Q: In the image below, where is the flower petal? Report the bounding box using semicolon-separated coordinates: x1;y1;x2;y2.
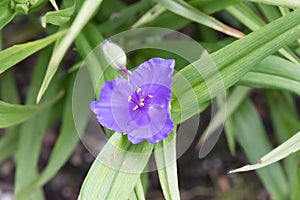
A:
130;58;174;90
129;106;151;127
126;105;174;144
127;134;146;144
90;78;132;132
140;83;172;107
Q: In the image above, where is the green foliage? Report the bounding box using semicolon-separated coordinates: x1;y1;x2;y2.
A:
1;0;300;199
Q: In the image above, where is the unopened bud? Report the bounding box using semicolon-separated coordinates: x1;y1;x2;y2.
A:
102;40;127;70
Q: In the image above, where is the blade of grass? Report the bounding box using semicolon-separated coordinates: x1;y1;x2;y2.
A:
129;179;146;200
266;90;300;200
197;86;250;157
0;0;16;30
49;0;59;10
226;3;300;64
171;9;300;123
226;99;288;199
15;49;61;200
229;131;300;173
239;72;300;95
155;0;244;38
41;1;75;28
0;69;20;162
37;0;104;103
251;56;300;82
257;3;281;21
99;1;151;35
245;0;300;8
0;30;67;74
239;56;300;93
141;0;242;31
0;92;62;128
154;130;180;200
78;133;153;200
132;4;166;28
16;73;90;200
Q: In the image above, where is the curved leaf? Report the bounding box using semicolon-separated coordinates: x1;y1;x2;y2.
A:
229;131;300;173
78;133;153;200
155;0;244;38
154;130;180;200
0;30;67;74
0;0;15;30
37;0;104;103
226;99;288;199
245;0;300;8
171;9;300;123
0;91;63;128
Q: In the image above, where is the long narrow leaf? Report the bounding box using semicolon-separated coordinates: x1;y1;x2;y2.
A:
0;69;19;162
240;72;300;95
37;0;104;103
0;0;15;30
0;92;62;128
171;9;300;123
78;133;153;200
226;3;300;63
245;0;300;8
229;131;300;173
155;0;244;38
154;130;180;200
197;86;250;157
0;30;67;74
226;99;288;199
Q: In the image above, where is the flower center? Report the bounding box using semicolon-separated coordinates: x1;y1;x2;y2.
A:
128;87;153;111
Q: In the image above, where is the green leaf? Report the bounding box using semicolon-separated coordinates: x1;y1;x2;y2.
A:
251;56;300;82
229;131;300;173
37;0;104;103
0;126;19;163
292;167;300;200
245;0;300;8
41;3;75;28
0;0;16;30
0;92;62;128
171;9;300;123
240;72;300;95
266;91;300;200
226;3;300;64
0;69;20;162
78;133;153;200
154;130;180;200
49;0;59;10
35;74;89;188
132;4;166;28
129;179;146;200
99;1;151;35
257;3;281;22
239;56;300;94
197;86;250;157
16;73;90;200
226;99;288;199
0;30;67;74
155;0;244;38
15;48;61;200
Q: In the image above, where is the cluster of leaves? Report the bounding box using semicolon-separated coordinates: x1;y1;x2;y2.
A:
1;0;300;199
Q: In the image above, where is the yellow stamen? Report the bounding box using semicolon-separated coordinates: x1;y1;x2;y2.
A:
148;94;153;98
140;98;145;102
139;101;145;107
133;105;139;110
128;96;132;102
136;88;142;93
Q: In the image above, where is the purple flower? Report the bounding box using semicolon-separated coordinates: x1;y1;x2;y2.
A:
90;58;175;144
